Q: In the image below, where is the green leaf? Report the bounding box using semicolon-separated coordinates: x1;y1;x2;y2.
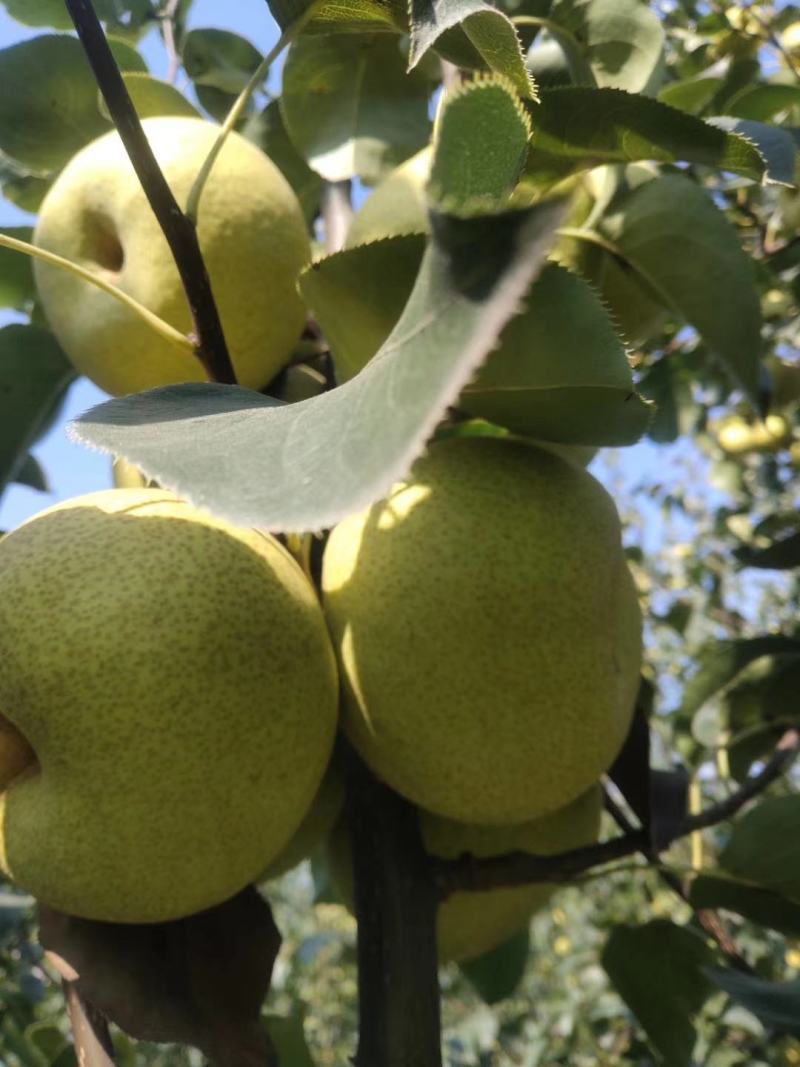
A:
182;29;263;95
72;202;565;532
460;928;530;1005
0;227;35;310
725;83;800;123
680;636;800;718
265;1011;316;1067
690;874;800;939
602;921;716;1066
13;454;49;493
300;234;424;381
735;530;800;570
273;0;408;35
598;174;762;401
719;795;800;898
428;76;531;214
409;0;534;97
0;35;111;174
281;34;431;184
707;970;800;1037
707;116;796;186
658;76;724;116
459;263;651;444
2;0;153;35
547;0;665;92
242;102;322;224
98;72;201;121
302;239;649;443
524;88;766;187
0;325;75;494
106;36;148;74
0;151;51;212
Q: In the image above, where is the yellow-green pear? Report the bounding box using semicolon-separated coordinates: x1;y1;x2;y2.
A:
0;489;338;923
322;438;641;825
33;117;310;396
327;785;603;962
713;414;794;455
262;758;345;880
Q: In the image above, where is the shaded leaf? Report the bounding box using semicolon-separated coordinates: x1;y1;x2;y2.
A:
242;101;322;223
13;454;48;493
303;240;650;445
707;969;800;1037
98;72;201;121
735;530;800;570
719;795;800;898
265;1011;316;1067
0;226;35;310
602;920;716;1066
73;203;564;532
0;152;51;213
182;29;263;95
0;325;75;494
524;88;766;187
680;636;800;719
39;888;281;1064
691;874;800;939
409;0;534;97
658;76;723;116
279;0;408;35
428;76;531;214
607;698;652;834
281;34;431;184
548;0;665;92
725;83;800;123
460;928;530;1005
707;116;796;186
599;174;761;401
0;35;110;174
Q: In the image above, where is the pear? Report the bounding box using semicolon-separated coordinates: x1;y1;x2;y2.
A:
33;117;310;395
323;437;641;825
0;489;338;923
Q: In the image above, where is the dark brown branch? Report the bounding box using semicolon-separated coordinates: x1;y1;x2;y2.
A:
435;729;800;897
65;0;237;386
347;754;442;1067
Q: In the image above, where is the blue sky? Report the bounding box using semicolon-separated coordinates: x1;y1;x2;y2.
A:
0;1;278;531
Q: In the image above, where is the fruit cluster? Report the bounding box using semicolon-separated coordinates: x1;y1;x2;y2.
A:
0;119;642;964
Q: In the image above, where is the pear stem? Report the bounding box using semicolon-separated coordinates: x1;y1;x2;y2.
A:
0;233;194;354
64;0;238;387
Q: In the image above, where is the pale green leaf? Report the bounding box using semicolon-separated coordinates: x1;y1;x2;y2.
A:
658;76;723;115
281;34;431;184
708;116;796;186
72;203;564;532
599;174;762;400
242;101;322;223
182;28;263;95
429;77;531;214
409;0;534;97
719;796;800;898
548;0;665;92
98;73;201;121
524;88;766;187
725;83;800;123
0;35;113;174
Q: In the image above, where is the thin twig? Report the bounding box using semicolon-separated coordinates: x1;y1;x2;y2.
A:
322;182;353;255
64;0;237;386
435;729;800;897
63;979;117;1067
158;0;183;84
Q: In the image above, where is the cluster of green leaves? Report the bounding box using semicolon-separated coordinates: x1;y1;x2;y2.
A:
1;0;800;1063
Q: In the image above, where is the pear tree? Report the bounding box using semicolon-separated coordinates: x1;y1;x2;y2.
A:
0;1;799;1066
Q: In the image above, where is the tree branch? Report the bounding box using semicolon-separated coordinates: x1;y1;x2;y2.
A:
64;0;237;387
434;729;800;897
60;975;117;1066
347;753;442;1067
